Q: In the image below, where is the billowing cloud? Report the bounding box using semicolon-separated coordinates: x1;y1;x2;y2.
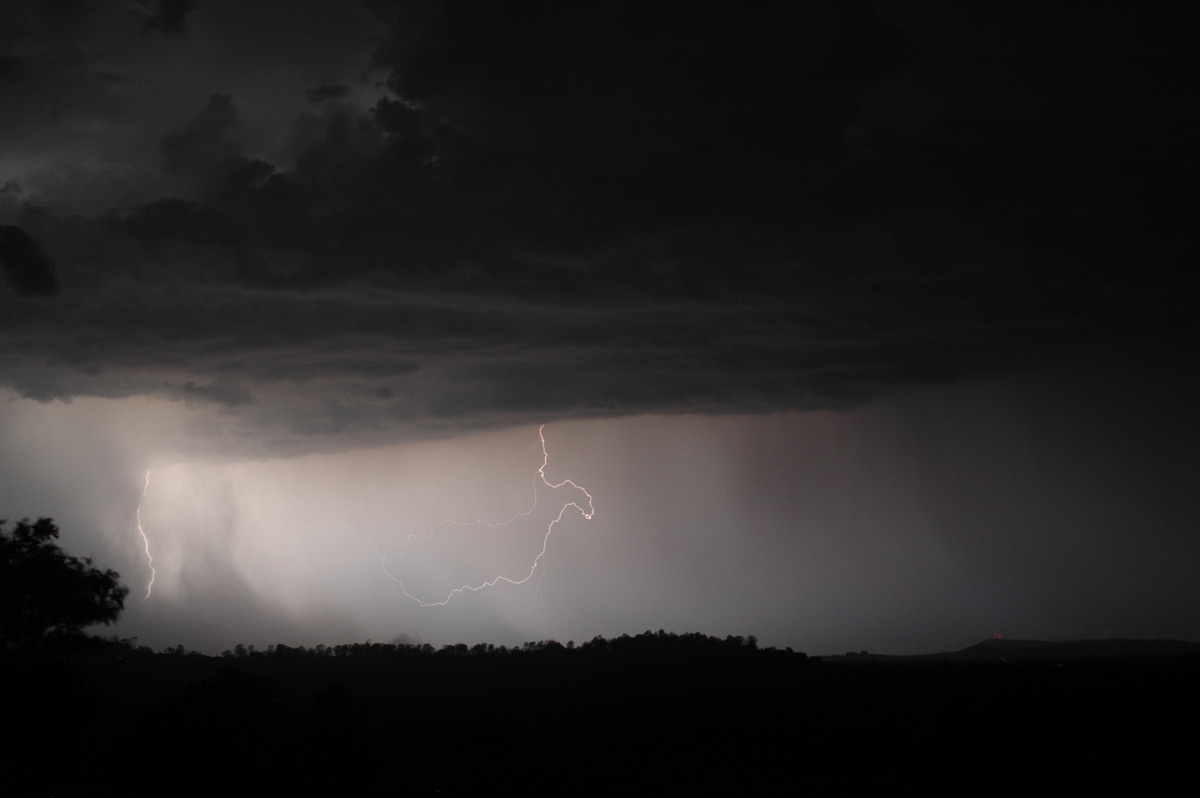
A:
0;1;1195;461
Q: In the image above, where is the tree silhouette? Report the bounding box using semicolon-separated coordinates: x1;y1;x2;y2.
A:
0;517;129;650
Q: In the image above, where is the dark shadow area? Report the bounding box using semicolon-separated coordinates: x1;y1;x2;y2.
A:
3;631;1198;796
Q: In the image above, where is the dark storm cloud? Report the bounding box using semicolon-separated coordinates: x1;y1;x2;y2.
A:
159;94;242;181
0;54;20;80
0;225;58;296
133;0;197;36
307;84;350;104
370;1;907;233
0;2;1196;455
0;3;131;139
161;380;255;408
381;2;1191;281
361;0;1195;334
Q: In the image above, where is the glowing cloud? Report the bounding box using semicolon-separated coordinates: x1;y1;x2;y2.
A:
331;425;594;607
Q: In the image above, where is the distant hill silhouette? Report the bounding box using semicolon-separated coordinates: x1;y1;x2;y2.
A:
824;637;1200;663
952;637;1200;660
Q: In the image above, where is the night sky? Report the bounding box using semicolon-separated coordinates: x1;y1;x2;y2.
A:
2;1;1197;655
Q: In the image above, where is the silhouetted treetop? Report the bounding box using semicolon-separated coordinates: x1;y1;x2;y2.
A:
0;517;129;650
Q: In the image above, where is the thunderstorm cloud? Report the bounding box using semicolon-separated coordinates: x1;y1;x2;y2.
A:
1;2;1193;459
1;1;1198;656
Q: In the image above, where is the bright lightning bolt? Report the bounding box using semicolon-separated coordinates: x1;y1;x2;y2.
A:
343;424;595;607
135;470;156;602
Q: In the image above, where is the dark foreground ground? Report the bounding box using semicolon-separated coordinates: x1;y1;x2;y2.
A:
4;633;1197;795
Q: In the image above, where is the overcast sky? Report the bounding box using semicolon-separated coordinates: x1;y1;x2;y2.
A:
2;1;1197;655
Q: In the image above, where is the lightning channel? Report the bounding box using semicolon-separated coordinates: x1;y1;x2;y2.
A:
351;424;595;607
135;470;156;602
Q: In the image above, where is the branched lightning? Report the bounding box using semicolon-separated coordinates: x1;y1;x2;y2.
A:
344;424;595;607
135;470;156;602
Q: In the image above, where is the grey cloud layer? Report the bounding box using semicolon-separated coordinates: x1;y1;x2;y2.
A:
1;1;1195;456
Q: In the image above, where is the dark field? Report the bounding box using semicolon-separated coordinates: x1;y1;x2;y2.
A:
5;634;1197;795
